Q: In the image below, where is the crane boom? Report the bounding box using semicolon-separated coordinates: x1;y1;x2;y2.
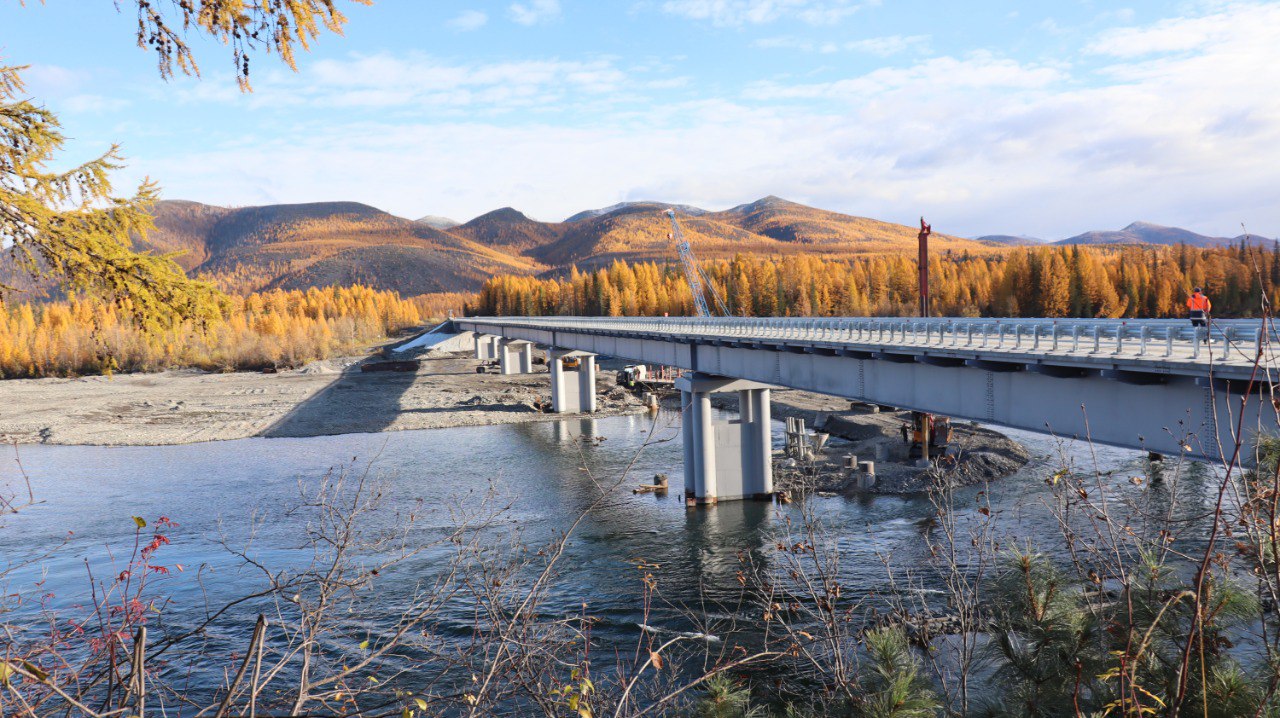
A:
666;209;729;317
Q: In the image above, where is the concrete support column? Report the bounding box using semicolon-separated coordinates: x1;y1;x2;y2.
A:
677;374;775;506
498;340;536;375
682;390;697;497
694;390;716;503
550;354;567;413
749;388;773;496
549;350;596;414
488;336;502;361
474;333;497;360
577;355;597;413
499;340;520;375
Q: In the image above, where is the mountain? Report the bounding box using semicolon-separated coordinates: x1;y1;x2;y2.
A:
975;234;1046;246
134;199;226;270
1054;221;1274;247
450;207;564;252
533;204;765;267
711;196;989;254
139;200;537;294
524;196;1001;270
565;201;710;223
415;215;460;230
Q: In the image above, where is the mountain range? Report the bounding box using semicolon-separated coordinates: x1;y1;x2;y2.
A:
976;221;1274;248
132;197;1276;295
1053;221;1272;247
137;196;991;294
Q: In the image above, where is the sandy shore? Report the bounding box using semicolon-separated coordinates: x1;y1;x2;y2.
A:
0;353;644;446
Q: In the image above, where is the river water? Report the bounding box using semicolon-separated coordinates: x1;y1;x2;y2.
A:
0;409;1214;702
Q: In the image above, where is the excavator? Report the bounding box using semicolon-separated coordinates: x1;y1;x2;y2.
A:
908;412;952;459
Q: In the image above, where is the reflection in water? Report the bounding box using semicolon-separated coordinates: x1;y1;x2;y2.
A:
552;417;599;443
681;501;772;590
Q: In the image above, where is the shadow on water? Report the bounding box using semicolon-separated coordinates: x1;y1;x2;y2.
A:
259;361;420;438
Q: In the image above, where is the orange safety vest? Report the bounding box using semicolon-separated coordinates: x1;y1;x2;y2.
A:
1187;293;1211;312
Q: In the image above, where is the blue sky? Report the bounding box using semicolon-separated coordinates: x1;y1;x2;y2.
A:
3;0;1279;238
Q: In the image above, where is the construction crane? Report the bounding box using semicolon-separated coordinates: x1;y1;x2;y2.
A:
666;209;730;317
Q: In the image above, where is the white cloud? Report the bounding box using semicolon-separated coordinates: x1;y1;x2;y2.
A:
447;10;489;31
746;51;1063;99
755;33;929;56
63;94;131;113
125;1;1280;239
508;0;562;25
660;0;871;26
20;64;89;94
845;34;929;56
1037;17;1065;35
179;53;630;112
1086;2;1279;57
752;35;839;52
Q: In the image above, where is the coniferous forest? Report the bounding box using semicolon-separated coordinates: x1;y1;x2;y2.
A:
472;243;1280;319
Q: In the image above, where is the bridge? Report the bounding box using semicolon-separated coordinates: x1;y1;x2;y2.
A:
453;316;1280;504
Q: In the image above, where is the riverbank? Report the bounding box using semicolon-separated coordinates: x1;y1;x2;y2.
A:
0;353;644;446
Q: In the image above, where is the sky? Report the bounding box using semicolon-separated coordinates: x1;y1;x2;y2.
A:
2;0;1279;239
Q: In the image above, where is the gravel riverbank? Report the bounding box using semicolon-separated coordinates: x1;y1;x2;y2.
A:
0;353;644;446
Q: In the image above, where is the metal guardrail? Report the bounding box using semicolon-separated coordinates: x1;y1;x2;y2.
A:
462;316;1279;363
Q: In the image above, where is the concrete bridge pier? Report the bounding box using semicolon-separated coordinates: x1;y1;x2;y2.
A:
549;350;597;413
677;373;774;506
499;340;535;375
473;333;500;361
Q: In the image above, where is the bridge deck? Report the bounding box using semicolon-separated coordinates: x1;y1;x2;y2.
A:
456;316;1280;462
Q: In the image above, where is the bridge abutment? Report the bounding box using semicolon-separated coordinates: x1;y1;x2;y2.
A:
677;373;774;505
549;350;597;413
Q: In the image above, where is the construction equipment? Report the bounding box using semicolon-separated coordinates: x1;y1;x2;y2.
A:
909;413;951;458
617;364;649;388
914;217;947;463
917;217;931;318
666;209;729;317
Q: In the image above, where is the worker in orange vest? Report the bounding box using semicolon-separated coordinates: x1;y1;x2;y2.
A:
1187;287;1212;342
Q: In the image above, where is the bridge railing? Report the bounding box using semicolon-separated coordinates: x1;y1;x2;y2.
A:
463;316;1279;362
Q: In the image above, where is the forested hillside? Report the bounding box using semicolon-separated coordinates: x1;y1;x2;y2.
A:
135;197;998;293
136;200;538;295
473;243;1280;319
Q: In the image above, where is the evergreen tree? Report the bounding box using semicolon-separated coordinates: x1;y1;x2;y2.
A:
0;65;223;330
3;1;363;324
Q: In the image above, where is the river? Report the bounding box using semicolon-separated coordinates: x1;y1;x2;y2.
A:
0;409;1214;706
